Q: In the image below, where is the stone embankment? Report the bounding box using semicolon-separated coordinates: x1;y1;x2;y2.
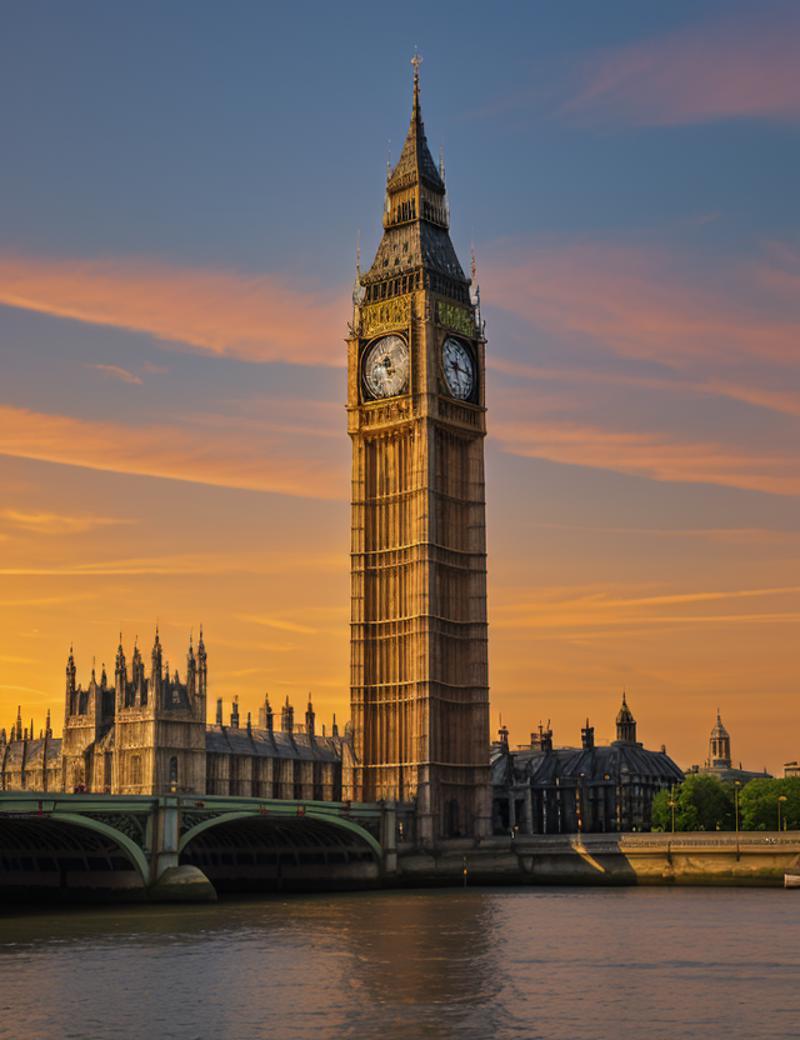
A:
396;833;800;887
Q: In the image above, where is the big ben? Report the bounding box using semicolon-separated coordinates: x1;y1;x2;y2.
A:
346;57;490;843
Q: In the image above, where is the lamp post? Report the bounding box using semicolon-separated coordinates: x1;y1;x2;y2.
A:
734;780;741;834
778;794;788;833
668;785;677;834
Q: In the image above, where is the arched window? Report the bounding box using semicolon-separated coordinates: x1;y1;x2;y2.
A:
131;755;142;788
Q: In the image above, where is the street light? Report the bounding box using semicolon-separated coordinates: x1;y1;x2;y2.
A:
734;780;741;834
778;794;788;832
668;785;677;834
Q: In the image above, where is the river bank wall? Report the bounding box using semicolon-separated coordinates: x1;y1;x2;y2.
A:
397;833;800;887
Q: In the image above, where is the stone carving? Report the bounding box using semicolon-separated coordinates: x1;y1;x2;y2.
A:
362;297;411;337
436;300;475;339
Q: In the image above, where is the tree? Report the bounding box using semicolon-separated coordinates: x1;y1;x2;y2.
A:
739;777;800;831
651;775;733;831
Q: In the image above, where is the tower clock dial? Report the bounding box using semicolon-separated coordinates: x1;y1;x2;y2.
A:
442;337;475;400
363;335;409;399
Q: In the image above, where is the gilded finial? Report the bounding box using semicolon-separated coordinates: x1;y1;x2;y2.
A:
411;49;423;83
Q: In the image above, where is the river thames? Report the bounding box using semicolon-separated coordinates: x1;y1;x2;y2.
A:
1;887;798;1040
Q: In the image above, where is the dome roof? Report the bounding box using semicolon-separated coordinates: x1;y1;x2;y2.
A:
616;691;635;725
710;709;729;739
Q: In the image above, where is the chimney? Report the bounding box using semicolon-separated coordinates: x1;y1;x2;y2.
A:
215;698;223;725
581;718;594;750
230;696;240;729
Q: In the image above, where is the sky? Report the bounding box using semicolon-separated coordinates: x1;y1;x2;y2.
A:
1;0;798;773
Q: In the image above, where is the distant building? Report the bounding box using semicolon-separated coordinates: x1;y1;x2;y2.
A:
685;710;770;784
491;694;683;834
784;762;800;779
0;631;345;800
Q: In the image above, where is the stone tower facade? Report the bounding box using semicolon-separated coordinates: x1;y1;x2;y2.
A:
345;60;490;842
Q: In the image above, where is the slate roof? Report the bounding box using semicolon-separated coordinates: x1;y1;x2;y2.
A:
205;725;342;763
492;742;684;787
386;77;445;194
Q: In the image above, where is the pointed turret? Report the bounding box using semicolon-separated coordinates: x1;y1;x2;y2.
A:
65;644;77;712
115;634;127;682
45;708;52;738
615;692;637;744
281;695;294;735
581;717;595;751
197;624;207;700
385;54;445;197
230;695;240;729
260;693;274;733
186;632;197;696
15;705;22;742
305;696;316;739
360;54;469;308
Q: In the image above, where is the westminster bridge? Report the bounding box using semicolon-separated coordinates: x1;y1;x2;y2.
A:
1;792;799;900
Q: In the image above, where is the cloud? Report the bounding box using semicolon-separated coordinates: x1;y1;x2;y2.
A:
0;508;134;535
489;356;800;420
86;363;143;385
0;254;346;366
483;241;800;368
493;417;800;496
0;550;347;578
236;613;318;635
493;583;800;631
0;404;346;499
564;14;800;126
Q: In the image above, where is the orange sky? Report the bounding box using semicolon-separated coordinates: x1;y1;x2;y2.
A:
1;4;799;775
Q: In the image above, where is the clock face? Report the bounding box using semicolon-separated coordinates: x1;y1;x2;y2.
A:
442;337;475;400
363;335;409;399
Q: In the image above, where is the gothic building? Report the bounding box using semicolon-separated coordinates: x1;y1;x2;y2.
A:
344;56;490;841
491;694;684;834
0;632;344;799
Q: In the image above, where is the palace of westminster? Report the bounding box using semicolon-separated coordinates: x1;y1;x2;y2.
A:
0;64;770;838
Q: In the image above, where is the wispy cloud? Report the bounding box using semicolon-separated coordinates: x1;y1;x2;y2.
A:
494;583;800;631
0;255;346;367
0;550;347;578
484;240;800;368
563;14;800;126
237;613;318;635
489;356;800;420
86;363;143;385
0;508;134;535
0;405;346;499
493;417;800;497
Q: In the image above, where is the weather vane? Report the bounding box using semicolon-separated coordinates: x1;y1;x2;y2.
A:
411;49;423;79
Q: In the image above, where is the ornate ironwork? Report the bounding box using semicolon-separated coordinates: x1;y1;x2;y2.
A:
84;812;148;850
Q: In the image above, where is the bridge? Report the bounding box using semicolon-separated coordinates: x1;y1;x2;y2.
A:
0;792;398;901
3;792;799;900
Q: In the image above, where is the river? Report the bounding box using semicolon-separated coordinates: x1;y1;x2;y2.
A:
1;887;798;1040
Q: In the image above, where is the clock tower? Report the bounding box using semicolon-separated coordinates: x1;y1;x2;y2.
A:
346;58;490;842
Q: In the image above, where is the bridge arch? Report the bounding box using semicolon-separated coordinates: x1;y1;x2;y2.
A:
178;809;383;861
179;808;383;893
0;813;149;895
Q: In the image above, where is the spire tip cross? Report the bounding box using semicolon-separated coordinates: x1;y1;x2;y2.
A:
411;50;423;79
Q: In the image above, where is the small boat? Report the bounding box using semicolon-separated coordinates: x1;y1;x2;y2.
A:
785;873;800;888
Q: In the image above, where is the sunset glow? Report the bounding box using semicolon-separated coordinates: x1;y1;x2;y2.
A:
1;1;798;776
